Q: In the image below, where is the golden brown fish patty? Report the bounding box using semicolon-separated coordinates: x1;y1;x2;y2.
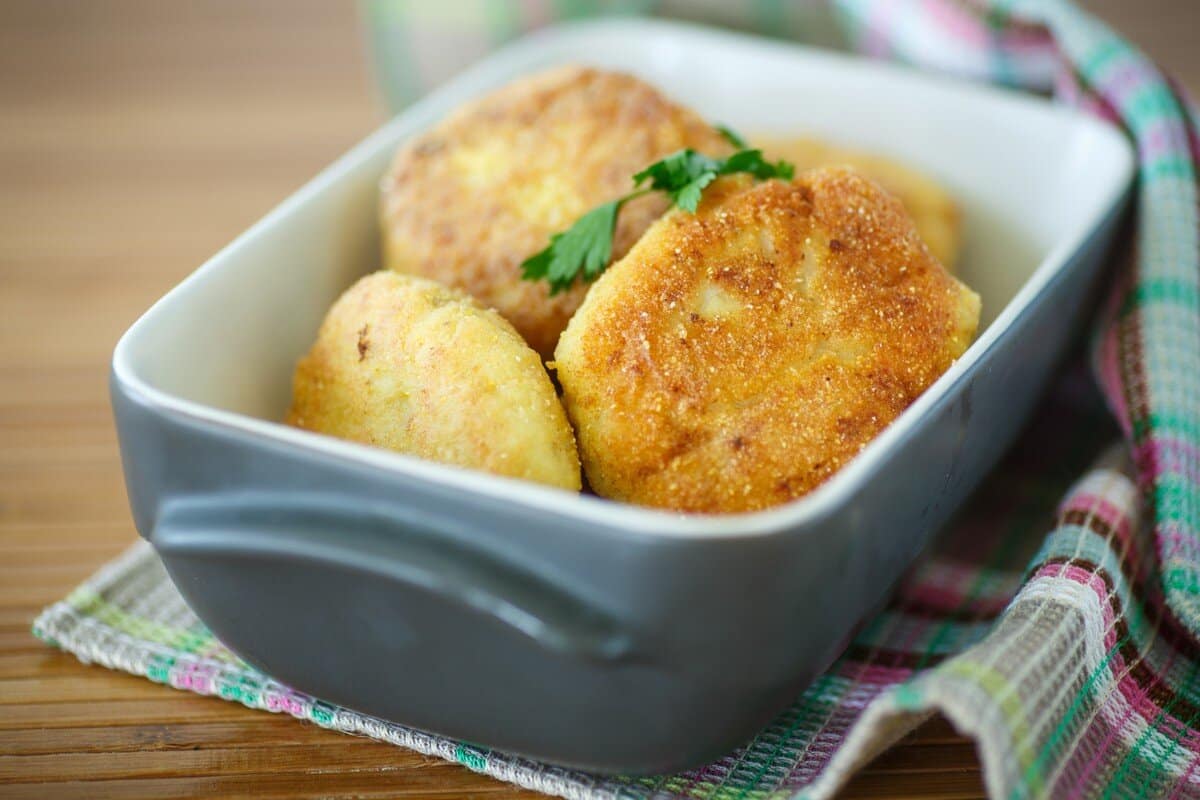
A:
757;136;963;270
287;272;581;491
380;65;731;358
555;168;980;513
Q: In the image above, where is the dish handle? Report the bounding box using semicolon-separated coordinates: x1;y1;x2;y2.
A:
150;492;635;663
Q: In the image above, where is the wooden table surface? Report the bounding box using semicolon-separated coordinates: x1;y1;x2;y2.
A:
1;2;1195;798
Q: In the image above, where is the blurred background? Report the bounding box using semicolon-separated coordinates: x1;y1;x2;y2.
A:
0;1;1195;797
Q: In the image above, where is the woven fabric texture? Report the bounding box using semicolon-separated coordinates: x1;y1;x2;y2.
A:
36;1;1200;798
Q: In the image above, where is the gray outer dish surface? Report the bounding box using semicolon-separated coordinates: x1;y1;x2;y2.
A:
109;22;1135;776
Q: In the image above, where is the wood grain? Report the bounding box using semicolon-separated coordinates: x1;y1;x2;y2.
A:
0;1;1192;798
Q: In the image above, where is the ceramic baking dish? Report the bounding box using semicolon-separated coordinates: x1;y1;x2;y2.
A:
110;20;1133;775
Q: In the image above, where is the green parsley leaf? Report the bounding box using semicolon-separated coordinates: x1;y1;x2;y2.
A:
720;148;795;181
634;149;726;212
520;199;624;295
634;147;793;210
716;124;747;149
633;150;720;193
521;140;796;294
673;171;718;213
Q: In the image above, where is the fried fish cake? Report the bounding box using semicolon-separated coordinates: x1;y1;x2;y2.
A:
756;136;963;270
286;272;581;491
555;168;980;514
381;65;732;358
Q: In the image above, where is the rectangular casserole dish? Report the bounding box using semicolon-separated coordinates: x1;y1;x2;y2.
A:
110;20;1134;775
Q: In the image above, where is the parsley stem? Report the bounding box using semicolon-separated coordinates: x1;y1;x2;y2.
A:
521;137;793;294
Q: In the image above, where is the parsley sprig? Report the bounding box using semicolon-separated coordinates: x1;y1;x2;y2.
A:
520;128;793;295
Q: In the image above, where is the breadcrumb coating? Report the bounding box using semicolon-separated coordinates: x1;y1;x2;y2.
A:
287;272;581;491
757;136;963;270
555;168;980;513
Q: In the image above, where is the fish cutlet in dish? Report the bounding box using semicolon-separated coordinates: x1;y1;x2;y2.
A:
554;167;980;513
380;65;732;358
287;271;581;491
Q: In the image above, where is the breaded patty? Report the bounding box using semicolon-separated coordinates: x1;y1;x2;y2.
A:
555;168;980;514
757;136;963;270
381;65;732;358
286;272;581;491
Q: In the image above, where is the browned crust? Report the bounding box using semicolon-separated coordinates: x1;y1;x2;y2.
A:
380;65;732;357
554;168;981;514
756;136;963;271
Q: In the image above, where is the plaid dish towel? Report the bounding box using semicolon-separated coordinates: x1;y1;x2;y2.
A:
35;1;1200;798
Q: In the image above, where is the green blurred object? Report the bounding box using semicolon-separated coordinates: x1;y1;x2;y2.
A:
360;0;842;113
